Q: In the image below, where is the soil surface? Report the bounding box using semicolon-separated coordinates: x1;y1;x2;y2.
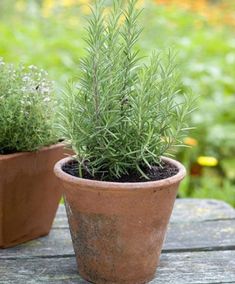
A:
62;160;179;183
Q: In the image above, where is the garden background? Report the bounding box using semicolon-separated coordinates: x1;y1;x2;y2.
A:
0;0;234;206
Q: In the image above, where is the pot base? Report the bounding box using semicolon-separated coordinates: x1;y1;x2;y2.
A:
0;231;49;249
79;270;155;284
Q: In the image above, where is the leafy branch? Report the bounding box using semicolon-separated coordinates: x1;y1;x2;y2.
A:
60;0;195;180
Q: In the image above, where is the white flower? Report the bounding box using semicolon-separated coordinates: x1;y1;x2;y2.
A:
28;65;37;70
22;76;30;82
37;85;50;94
43;97;50;103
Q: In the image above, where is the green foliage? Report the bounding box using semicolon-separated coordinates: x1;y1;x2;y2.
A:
0;58;56;154
188;176;235;207
60;0;194;180
139;2;235;205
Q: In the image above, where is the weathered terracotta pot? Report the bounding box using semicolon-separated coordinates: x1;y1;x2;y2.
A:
0;143;66;248
54;157;186;284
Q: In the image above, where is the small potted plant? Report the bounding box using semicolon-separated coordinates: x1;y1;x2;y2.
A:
0;59;65;248
54;1;194;283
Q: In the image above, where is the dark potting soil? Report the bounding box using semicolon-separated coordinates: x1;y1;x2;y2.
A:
0;147;17;155
62;160;179;183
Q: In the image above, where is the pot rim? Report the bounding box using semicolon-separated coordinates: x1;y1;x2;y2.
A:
54;156;186;191
0;142;66;160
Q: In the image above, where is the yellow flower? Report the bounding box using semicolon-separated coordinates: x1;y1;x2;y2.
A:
103;7;111;17
16;0;26;12
81;5;91;15
42;0;55;17
154;0;235;28
184;137;198;146
62;0;80;7
197;156;218;167
136;0;145;9
79;0;90;4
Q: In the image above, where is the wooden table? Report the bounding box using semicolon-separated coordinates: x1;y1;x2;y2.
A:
1;199;235;284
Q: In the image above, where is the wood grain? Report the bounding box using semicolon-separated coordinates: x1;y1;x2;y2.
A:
0;251;235;284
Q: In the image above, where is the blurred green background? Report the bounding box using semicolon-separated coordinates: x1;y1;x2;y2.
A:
1;0;234;206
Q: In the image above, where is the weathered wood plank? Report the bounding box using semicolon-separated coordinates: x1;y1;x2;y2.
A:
165;219;235;252
1;219;234;258
170;198;235;223
0;251;235;284
53;199;235;229
1;200;235;283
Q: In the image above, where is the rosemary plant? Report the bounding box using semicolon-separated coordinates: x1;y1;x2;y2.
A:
0;58;56;154
60;0;195;180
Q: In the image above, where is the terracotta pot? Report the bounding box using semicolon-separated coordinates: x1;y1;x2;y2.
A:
54;157;186;284
0;143;67;248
